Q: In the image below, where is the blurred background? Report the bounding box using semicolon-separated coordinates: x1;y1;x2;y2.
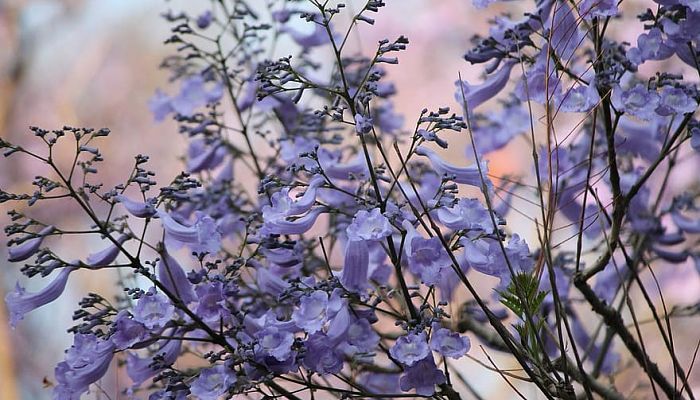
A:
1;0;699;399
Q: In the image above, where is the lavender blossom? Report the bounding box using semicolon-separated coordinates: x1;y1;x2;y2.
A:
414;146;488;188
281;20;330;49
157;250;196;304
454;61;515;111
611;84;660;121
557;80;601;113
54;334;115;399
158;211;222;254
127;336;182;385
262;207;324;235
111;311;149;350
5;0;700;398
195;281;230;323
430;325;471;359
255;325;295;362
580;0;618;19
340;239;371;293
628;28;673;65
189;364;237;400
6;266;75;327
346;208;393;241
148;90;173;122
302;333;344;374
7;225;54;262
171;75;223;117
406;236;451;286
655;86;698;116
436;198;493;232
114;195;157;218
292;290;329;334
389;332;430;366
85;234;128;267
132;288;175;330
399;355;446;396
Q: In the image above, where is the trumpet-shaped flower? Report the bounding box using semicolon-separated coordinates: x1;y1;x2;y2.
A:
6;266;75;327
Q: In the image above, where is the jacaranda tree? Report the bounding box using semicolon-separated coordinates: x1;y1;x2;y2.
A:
2;0;700;398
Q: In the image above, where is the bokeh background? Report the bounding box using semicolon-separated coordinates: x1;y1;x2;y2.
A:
1;0;699;399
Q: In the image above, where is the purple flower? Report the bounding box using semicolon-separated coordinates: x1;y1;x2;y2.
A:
693;128;700;151
326;301;351;341
340;240;370;293
355;113;374;134
189;364;237;400
515;47;561;104
114;195;157;218
346;208;392;241
148;89;173;122
187;139;227;173
570;312;619;374
628;28;673;65
611;84;660;121
292;290;329;334
158;250;196;304
652;244;689;263
436;198;493;232
346;318;379;352
256;266;291;296
281;20;330;50
302;333;344;374
132;288;175;330
593;263;623;304
127;336;182;385
655;86;697;116
6;266;75;328
473;0;499;9
262;207;324;235
158;211;222;254
399;355;446;396
7;225;54;262
86;234;128;267
415;146;488;188
54;333;115;399
255;325;295;361
550;2;582;61
462;235;533;289
374;102;404;134
149;389;188;400
262;244;303;269
111;311;149;350
471;105;529;154
195;281;230;323
454;61;515;111
557;80;601;113
359;373;401;396
262;176;324;222
406;236;451;286
317;149;368;180
389;332;429;366
580;0;618;20
171;75;223;117
280;136;319;169
430;326;470;359
672;209;700;234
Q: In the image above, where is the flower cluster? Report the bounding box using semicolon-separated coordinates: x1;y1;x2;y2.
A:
3;0;700;399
